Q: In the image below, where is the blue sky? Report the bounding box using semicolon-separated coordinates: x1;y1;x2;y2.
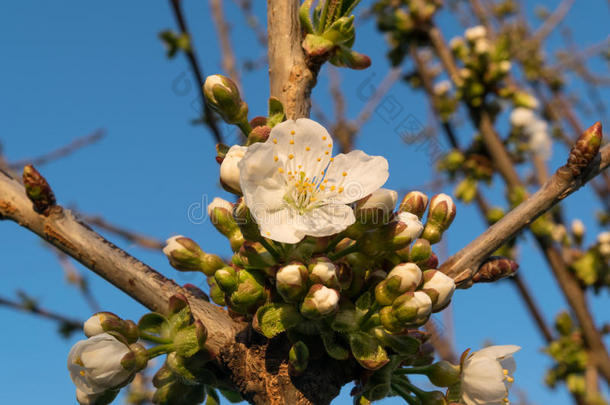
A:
1;1;608;404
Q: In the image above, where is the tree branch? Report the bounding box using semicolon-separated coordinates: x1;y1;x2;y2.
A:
267;0;317;119
0;168;242;356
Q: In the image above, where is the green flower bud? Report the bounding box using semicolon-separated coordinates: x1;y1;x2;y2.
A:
330;47;371;70
229;269;267;314
276;262;309;303
392;212;425;249
410;238;432;263
472;256;519;283
422;194;456;244
214;266;238;293
567;122;602;177
399;191;429;218
392;291;432;325
163;236;225;276
207;198;244;251
288;341;309;376
203;74;248;125
173;320;207;358
233;198;261;241
375;263;422;305
300;284;340;319
379;306;403;332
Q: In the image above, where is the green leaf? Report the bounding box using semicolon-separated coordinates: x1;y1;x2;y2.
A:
299;0;315;34
355;291;372;313
332;308;358;332
138;312;170;338
349;332;390;370
320;330;349;360
255;303;303;338
267;97;285;128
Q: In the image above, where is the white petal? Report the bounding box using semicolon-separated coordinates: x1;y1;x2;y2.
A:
474;345;521;361
324;150;389;203
270;118;333;177
256;207;305;243
295;204;356;237
462;355;507;402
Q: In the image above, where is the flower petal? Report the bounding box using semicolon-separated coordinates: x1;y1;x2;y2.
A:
256;207;306;243
324;150;389;203
270;118;333;177
474;345;521;362
462;355;507;402
295;204;356;237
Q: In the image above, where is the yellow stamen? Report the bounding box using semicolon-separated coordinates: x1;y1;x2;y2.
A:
330;157;334;162
331;186;336;191
506;377;514;383
338;187;344;193
325;151;329;155
320;185;326;190
274;156;278;162
317;157;321;162
322;136;327;140
503;369;509;376
290;139;294;145
272;138;277;144
305;147;310;151
290;130;295;135
288;154;294;159
342;171;347;176
278;168;284;173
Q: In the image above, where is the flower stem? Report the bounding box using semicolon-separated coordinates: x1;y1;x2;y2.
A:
237;120;252;138
393;377;427;400
146;344;174;359
390;381;420;405
139;332;172;345
328;244;358;261
259;238;282;261
325;233;345;253
358;302;380;329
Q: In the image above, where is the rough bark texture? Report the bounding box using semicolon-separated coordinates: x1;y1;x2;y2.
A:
266;0;317;119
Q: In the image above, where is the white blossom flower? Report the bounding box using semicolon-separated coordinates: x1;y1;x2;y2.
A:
461;345;521;405
465;25;487;42
68;333;133;395
220;145;248;194
207;197;233;217
411;291;433;321
311;286;340;315
162;235;186;258
238;118;389;243
387;263;422;292
509;108;535;128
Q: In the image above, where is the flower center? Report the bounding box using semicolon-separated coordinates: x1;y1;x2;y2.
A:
282;171;324;214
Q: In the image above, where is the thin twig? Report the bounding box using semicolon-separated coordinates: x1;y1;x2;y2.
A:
0;294;82;332
9;130;106;170
168;0;223;143
56;251;101;312
83;214;165;251
531;0;575;43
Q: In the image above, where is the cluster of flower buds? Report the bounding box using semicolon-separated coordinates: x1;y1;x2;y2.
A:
568;228;610;289
545;311;590;398
509;107;552;161
300;0;371;69
448;25;513;106
68;312;146;405
438;148;494;204
373;0;443;66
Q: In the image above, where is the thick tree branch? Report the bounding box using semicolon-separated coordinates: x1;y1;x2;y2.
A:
0;168;242;356
267;0;316;119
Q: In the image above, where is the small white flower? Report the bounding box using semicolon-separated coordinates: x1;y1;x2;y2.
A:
310;261;337;284
276;264;305;286
509;108;535;128
387;263;422;292
412;291;433;321
571;219;585;237
433;80;452;96
207;197;234;217
461;345;521;405
238;118;389;243
311;286;340;315
422;271;456;311
68;333;132;395
597;231;610;245
395;212;424;242
465;25;487;42
220;145;248;194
